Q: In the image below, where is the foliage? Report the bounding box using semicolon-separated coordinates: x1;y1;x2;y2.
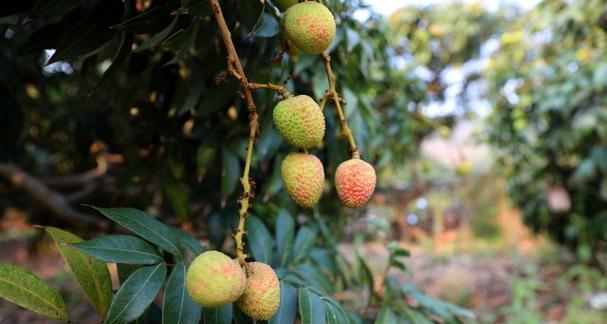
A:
2;207;473;323
484;0;607;257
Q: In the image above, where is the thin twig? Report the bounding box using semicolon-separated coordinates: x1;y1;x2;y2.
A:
321;51;360;159
249;82;292;98
209;0;258;265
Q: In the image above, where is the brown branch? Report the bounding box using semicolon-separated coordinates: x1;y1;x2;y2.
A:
248;82;292;98
0;163;108;229
210;0;259;265
321;51;360;159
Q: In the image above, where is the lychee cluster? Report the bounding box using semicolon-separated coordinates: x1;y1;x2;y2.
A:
185;251;280;320
273;2;376;209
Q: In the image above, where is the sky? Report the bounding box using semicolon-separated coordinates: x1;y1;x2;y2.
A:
367;0;540;16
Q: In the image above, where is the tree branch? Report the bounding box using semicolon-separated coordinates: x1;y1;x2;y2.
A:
210;0;259;265
321;51;360;158
0;163;108;229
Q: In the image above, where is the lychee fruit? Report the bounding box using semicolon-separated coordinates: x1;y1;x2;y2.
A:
273;95;325;149
276;0;299;11
282;2;336;54
236;262;281;320
281;152;325;208
185;250;246;307
335;158;376;208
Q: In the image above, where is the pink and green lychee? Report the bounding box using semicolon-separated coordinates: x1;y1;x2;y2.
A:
185;251;246;307
273;95;325;149
281;152;325;208
282;2;336;54
335;158;376;208
236;262;280;320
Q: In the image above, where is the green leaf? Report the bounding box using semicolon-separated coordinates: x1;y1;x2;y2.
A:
246;216;273;263
117;264;141;285
162;263;201;324
290;227;317;264
275;210;294;267
250;11;280;38
112;1;179;34
323;299;347;324
298;288;326;324
31;0;90;18
180;0;212;17
135;15;180;52
0;263;68;320
292;264;332;294
90;207;182;258
89;31;133;94
105;263;167;324
172;228;205;255
163;172;190;219
221;148;241;198
71;234;163;265
375;305;397;324
268;282;297;324
48;0;123;63
202;303;233;324
45;227;112;317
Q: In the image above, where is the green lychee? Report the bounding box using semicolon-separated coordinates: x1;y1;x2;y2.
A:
335;158;376;208
276;0;299;11
281;152;324;208
185;251;246;307
236;262;281;320
282;2;336;54
273;95;325;149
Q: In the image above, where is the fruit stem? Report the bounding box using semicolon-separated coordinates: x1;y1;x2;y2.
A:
210;0;258;265
321;51;360;159
249;82;292;98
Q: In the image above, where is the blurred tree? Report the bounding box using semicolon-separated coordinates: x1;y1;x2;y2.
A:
484;0;607;259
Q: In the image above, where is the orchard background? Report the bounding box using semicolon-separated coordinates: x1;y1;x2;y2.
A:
1;0;606;323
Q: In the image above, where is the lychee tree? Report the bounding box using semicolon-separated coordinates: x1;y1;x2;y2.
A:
0;0;473;323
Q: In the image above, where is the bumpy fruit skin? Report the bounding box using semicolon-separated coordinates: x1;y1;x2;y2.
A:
283;2;336;54
273;95;325;149
281;153;325;208
335;158;376;208
185;251;246;307
276;0;299;11
236;262;281;320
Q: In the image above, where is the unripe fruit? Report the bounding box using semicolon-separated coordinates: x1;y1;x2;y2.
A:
185;251;246;307
276;0;299;11
236;262;280;320
283;2;336;54
281;152;324;208
335;158;376;208
273;95;325;149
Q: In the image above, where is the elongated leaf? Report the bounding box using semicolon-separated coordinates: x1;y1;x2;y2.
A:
221;148;241;198
0;263;67;320
163;263;201;324
90;207;182;258
117;264;141;285
292;264;332;294
250;12;280;38
290;227;317;264
172;228;205;255
112;0;179;34
202;303;233;324
246;216;273;263
46;227;112;317
48;0;123;63
105;263;167;324
323;300;345;324
89;31;133;94
275;210;294;267
375;305;397;324
71;234;163;265
298;288;326;324
268;282;297;324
